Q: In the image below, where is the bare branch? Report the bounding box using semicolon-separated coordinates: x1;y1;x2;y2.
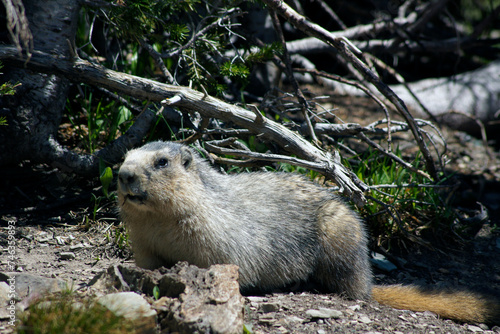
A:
0;45;368;205
1;0;33;58
269;9;318;143
139;38;174;84
261;0;437;179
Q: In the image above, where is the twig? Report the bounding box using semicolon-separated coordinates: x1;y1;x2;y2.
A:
446;110;493;162
369;183;452;189
262;0;438;180
139;38;174;83
470;4;500;39
204;142;331;172
287;36;500;57
407;0;451;34
361;53;436;124
310;0;346;30
309;119;440;137
209;155;268;168
162;8;243;58
294;67;393;148
269;10;319;143
2;0;33;58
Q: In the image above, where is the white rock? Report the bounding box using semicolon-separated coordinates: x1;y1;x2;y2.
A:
97;292;156;334
358;315;372;323
98;292;156;320
348;304;361;311
467;325;484;332
306;308;342;319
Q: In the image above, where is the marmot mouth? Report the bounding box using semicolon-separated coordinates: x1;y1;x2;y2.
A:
125;194;147;204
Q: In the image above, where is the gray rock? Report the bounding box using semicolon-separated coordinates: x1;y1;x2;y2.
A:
91;263;244;334
155;263;244;334
370;253;397;273
0;272;70;301
0;282;13;320
260;302;280;313
59;252;76;260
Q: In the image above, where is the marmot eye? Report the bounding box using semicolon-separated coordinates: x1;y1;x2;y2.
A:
156;158;168;168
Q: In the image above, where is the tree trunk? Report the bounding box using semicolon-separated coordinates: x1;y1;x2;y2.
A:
0;0;80;165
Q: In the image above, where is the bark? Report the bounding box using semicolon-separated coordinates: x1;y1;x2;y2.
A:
0;0;80;165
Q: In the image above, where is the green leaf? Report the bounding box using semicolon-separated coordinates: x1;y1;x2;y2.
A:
100;166;113;198
117;105;132;126
153;285;160;300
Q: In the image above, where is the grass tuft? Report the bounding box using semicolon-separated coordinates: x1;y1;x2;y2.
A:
16;291;135;334
346;147;455;247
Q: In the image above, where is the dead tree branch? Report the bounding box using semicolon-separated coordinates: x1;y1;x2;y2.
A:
0;45;368;205
262;0;438;180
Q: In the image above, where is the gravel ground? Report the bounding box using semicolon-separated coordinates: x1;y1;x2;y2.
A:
1;105;500;333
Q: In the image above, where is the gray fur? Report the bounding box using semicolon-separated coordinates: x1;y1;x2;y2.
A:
117;141;372;298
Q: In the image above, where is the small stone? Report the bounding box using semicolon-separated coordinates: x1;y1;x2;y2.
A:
306;308;342;319
55;236;66;245
0;282;11;320
370;253;397;272
258;313;276;324
59;252;76;260
285;315;304;323
260;302;280;313
2;273;70;301
358;315;372;323
69;243;85;251
477;323;489;330
37;237;52;243
348;304;361;311
467;325;484;332
246;296;267;303
275;326;288;333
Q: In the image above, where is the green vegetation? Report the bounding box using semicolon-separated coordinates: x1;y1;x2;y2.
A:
64;85;133;154
1;61;20;126
0;61;20;98
346;147;455;247
16;291;134;334
109;221;130;250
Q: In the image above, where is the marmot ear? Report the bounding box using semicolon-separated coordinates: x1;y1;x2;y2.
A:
180;147;193;169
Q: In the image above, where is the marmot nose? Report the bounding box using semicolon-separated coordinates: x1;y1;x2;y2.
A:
118;168;136;185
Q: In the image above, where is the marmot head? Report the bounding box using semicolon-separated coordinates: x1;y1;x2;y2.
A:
117;141;196;214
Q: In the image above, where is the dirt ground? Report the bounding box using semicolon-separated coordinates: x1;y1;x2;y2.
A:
1;99;500;333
